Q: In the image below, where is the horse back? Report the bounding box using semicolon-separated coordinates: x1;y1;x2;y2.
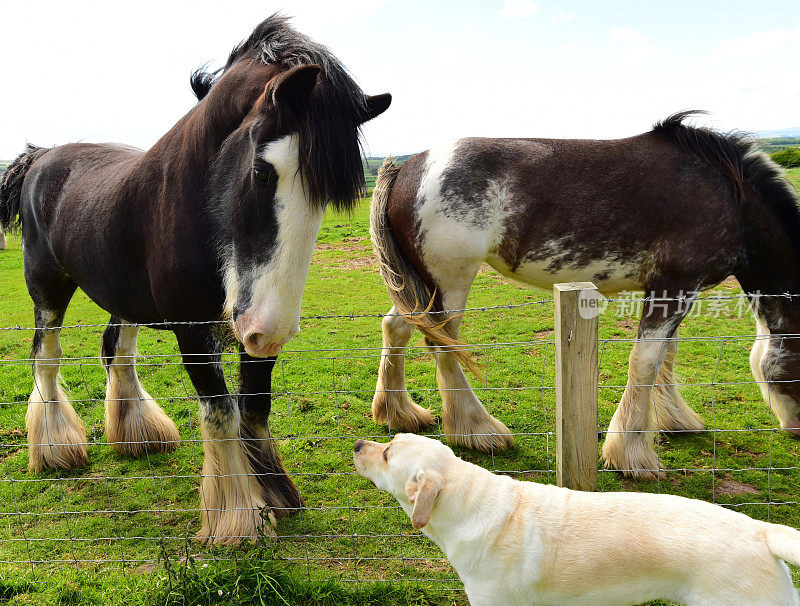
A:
385;134;744;293
19;142;168;321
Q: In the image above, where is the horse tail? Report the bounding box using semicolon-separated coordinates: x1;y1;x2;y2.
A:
764;521;800;566
0;144;51;232
654;111;800;269
369;158;484;380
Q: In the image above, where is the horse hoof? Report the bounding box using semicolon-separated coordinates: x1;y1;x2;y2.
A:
372;390;436;432
444;414;514;453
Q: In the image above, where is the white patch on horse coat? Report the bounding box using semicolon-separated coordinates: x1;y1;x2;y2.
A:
234;134;324;355
415;143;640;295
416;141;507;290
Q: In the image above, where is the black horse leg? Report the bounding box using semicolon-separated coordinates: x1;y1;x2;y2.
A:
174;325;273;544
239;349;303;518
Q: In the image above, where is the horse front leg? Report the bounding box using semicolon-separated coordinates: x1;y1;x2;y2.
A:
238;349;303;518
602;293;690;479
175;326;273;545
372;306;436;432
652;331;703;433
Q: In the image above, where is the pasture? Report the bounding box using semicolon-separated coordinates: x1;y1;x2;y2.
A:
0;167;799;605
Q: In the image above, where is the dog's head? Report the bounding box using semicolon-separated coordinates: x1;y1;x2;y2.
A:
353;433;455;529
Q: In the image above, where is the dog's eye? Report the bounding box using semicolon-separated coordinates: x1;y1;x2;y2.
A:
382;447;389;462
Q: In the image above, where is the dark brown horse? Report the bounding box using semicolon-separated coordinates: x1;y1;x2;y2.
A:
0;15;390;544
370;112;800;479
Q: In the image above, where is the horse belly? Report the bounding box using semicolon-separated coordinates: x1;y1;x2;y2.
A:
486;253;642;295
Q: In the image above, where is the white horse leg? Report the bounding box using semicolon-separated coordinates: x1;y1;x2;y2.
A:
372;306;436;432
436;290;513;452
27;321;88;471
602;327;671;479
103;322;180;456
652;332;704;432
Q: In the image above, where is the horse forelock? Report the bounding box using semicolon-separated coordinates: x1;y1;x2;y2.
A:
191;13;367;210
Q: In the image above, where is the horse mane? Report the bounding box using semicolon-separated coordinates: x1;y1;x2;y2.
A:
191;13;368;209
654;110;800;264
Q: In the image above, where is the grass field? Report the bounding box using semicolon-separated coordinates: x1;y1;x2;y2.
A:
0;168;799;605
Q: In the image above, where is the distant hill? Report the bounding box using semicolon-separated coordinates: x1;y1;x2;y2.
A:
757;127;800;138
757;137;800;154
363;154;416;191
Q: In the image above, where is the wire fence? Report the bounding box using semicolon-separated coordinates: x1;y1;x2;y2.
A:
1;290;798;589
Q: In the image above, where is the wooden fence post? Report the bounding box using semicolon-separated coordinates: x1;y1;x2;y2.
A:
554;282;599;491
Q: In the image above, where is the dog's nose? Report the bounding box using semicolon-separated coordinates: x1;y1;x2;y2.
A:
354;439;365;453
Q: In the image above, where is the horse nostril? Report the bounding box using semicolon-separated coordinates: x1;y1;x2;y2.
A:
354;439;365;453
245;333;264;351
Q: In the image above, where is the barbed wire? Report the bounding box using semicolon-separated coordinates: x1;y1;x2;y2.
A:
2;290;800;332
0;309;798;587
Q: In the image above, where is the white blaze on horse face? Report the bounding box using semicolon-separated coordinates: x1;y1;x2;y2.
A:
233;134;324;358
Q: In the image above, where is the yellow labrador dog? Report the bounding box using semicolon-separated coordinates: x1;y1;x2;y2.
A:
354;433;800;606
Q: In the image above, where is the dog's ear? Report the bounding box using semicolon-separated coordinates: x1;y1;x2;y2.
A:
406;470;442;529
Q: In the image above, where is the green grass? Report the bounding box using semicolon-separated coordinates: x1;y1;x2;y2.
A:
1;169;800;604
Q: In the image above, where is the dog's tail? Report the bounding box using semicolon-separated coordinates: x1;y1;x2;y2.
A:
369;157;483;380
764;522;800;565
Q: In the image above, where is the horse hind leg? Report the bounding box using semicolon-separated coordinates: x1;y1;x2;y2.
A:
652;332;704;433
372;306;436;432
435;290;513;453
27;306;89;471
102;318;180;456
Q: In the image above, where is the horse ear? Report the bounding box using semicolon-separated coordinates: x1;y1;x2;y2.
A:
269;64;321;109
406;470;442;529
360;93;392;124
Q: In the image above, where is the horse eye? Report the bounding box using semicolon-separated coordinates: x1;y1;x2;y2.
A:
252;164;275;184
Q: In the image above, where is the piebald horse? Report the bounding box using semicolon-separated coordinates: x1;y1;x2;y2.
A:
0;15;390;543
370;112;800;478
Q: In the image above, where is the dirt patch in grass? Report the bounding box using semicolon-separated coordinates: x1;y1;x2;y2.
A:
715;478;760;496
314;237;379;272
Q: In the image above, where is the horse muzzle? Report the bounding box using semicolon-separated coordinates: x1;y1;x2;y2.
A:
233;311;300;358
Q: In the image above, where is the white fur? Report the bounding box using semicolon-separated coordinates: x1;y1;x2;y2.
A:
196;397;275;544
229;134;324;356
26;327;88;471
355;434;800;606
372;306;436;431
750;317;800;432
603;326;675;478
104;324;180;455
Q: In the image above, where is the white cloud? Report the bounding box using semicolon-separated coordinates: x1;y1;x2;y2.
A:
608;26;655;65
609;26;647;46
711;27;800;62
551;12;574;23
500;0;540;19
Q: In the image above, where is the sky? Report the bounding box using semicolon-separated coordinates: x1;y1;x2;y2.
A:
1;0;798;158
